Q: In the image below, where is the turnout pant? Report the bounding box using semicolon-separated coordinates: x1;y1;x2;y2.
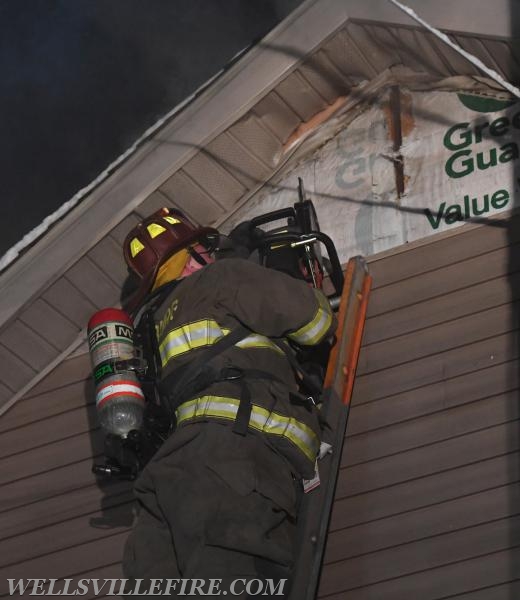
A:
123;422;299;597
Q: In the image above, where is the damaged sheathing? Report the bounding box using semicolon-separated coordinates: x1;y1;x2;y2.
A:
223;75;519;262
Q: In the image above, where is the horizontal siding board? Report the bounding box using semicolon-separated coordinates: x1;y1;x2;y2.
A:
0;343;36;392
364;271;518;345
367;214;519;289
358;300;518;375
0;429;104;489
348;358;520;435
0;383;11;409
319;547;520;600
0;380;93;433
325;482;520;564
0;502;133;569
0;457;104;514
368;240;520;317
26;353;91;397
0;403;97;459
0;485;133;541
0;320;58;371
319;515;520;596
344;389;520;467
18;299;79;351
42;277;97;328
440;580;520;600
330;451;520;531
353;329;519;403
0;531;128;595
336;420;520;499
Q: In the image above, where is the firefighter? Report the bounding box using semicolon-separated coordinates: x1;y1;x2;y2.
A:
121;207;335;596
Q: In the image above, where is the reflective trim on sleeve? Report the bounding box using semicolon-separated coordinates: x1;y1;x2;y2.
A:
236;334;284;355
176;395;319;463
287;290;332;346
159;319;229;367
158;320;284;368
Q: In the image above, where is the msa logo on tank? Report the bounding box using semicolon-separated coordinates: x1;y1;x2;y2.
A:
425;95;518;230
88;322;133;347
88;321;134;368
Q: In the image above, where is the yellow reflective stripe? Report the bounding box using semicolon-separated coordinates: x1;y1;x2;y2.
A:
163;216;181;225
159;320;229;367
130;238;145;257
288;290;332;346
236;334;284;355
176;396;237;421
159;322;284;368
147;223;166;238
176;396;319;463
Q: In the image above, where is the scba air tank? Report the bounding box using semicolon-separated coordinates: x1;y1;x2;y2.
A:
87;308;145;437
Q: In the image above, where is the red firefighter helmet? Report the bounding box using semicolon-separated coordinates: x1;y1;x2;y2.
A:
123;207;218;310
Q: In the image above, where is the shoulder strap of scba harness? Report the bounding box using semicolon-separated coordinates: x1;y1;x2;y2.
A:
158;324;254;434
132;279;183;380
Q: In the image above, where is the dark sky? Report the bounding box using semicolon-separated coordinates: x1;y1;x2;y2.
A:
0;0;303;260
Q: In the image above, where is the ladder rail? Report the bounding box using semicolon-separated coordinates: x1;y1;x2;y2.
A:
288;256;372;600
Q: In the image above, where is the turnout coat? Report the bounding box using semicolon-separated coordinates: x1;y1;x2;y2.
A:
153;257;334;479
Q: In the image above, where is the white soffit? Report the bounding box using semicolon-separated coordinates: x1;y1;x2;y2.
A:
0;0;513;330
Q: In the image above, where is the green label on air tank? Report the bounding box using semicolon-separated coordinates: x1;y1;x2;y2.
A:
94;363;114;382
